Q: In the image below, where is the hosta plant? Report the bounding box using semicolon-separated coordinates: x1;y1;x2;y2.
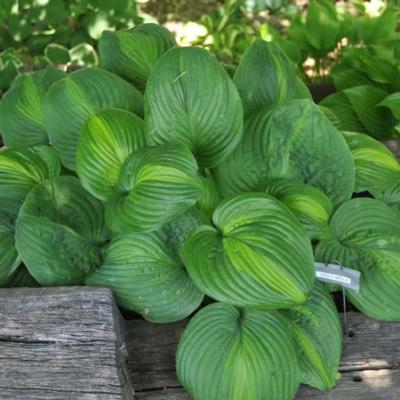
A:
1;23;400;400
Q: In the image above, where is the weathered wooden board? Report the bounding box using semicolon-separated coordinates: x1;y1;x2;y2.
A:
0;287;132;400
126;312;400;399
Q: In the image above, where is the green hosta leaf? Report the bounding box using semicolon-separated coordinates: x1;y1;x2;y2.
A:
305;0;340;52
164;207;209;259
0;145;61;285
342;131;400;193
86;214;204;323
76;108;146;201
315;198;400;321
0;212;19;285
197;170;221;218
318;105;342;129
283;283;342;391
0;145;61;213
0;68;66;147
343;86;395;138
233;39;310;115
379;93;400;120
331;63;374;92
184;193;315;309
15;176;109;286
99;23;176;89
145;47;243;168
176;303;301;400
374;180;400;216
214;100;355;207
44;68;144;170
45;43;71;65
358;55;400;91
265;179;332;240
320;92;365;133
106;144;203;233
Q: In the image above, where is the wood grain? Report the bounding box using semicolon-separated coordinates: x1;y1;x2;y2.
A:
126;312;400;399
0;287;132;400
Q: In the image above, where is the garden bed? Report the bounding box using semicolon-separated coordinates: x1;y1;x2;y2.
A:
1;286;399;399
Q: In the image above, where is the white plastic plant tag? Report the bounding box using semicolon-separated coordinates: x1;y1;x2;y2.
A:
315;262;361;292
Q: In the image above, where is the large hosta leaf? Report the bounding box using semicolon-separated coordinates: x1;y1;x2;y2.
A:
86;209;205;323
233;39;310;115
106;144;203;233
315;198;400;321
321;86;395;138
0;146;61;210
283;283;342;391
342;131;400;193
197;170;221;219
44;68;144;170
214;99;355;207
374;180;400;215
176;303;301;400
15;176;109;286
184;193;315;309
145;46;243;168
99;23;176;89
0;213;19;285
265;179;332;240
76;108;146;201
0;146;61;284
0;68;66;147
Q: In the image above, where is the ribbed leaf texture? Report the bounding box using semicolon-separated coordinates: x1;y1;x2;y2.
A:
265;179;333;240
0;68;66;147
342;131;400;193
86;209;205;323
176;303;301;400
43;68;144;170
184;193;315;309
16;176;109;286
76;108;146;201
105;144;203;233
145;46;243;168
0;146;61;285
283;283;342;390
233;39;310;115
99;23;176;89
213;99;355;207
316;198;400;321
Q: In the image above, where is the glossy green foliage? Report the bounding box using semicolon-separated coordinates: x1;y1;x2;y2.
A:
16;176;109;286
283;283;342;390
233;39;310;115
214;99;355;207
145;46;243;168
76;108;146;201
321;86;396;138
0;145;61;285
99;23;176;89
184;193;315;309
44;68;144;170
177;303;301;400
0;68;66;146
86;209;205;323
316;198;400;321
105;144;203;233
265;179;332;240
342;131;400;193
